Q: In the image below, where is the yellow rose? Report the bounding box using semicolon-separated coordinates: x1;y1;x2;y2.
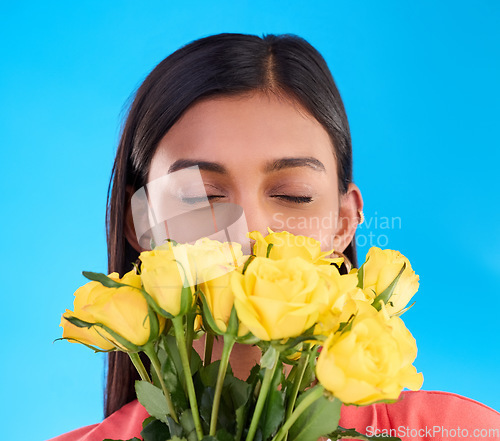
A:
198;267;247;336
316;302;423;405
61;270;160;350
141;238;244;316
248;228;343;266
140;247;194;317
361;247;419;314
231;256;329;341
315;266;370;335
155;238;245;285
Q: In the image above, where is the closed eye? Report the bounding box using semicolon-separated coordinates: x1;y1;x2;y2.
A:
181;194;314;205
180;195;225;204
271;195;314;204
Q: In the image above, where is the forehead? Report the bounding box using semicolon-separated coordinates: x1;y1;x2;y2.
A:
149;92;337;181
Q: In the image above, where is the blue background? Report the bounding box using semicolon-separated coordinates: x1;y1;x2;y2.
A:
1;1;499;439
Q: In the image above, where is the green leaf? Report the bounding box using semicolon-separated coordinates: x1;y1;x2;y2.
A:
135;380;170;424
266;243;274;258
328;426;401;440
233;363;260;440
260;346;278;369
214;429;234;441
235;332;260;345
372;262;406;310
225;306;239;337
62;315;96;329
82;271;125;288
246;363;261;385
180;284;194;317
393;300;416;317
166;415;185;438
54;336;114;353
189;345;203;376
222;374;251;410
356;259;366;288
198;385;215;432
299;352;317;392
160;343;189;410
63;315;139;352
259;364;285;440
288;389;341;441
173;259;195;316
199;291;223;334
146;304;160;343
103;438;141;441
140;416;171;441
241;255;255;275
199;360;221;387
141;288;175;319
180;409;198;441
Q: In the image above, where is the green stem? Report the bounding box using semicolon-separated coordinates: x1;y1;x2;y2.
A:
143;344;179;424
245;349;280;441
186;312;195;363
204;332;214;367
283;349;311;441
128;352;151;383
285;349;311;421
173;317;204;440
209;335;235;436
271;385;325;441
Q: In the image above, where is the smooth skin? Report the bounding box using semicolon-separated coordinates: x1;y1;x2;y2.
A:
125;91;363;378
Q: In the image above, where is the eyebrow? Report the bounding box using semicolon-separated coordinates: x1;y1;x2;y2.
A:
167;157;326;174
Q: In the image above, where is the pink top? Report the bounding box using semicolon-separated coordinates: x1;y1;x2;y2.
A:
49;390;500;441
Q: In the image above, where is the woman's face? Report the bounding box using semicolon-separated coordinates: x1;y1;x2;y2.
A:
144;91;362;254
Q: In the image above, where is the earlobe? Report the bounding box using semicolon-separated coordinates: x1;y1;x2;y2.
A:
124;185;144;253
334;183;364;253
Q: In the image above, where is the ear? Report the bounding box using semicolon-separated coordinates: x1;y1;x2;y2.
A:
124;185;145;253
333;183;363;253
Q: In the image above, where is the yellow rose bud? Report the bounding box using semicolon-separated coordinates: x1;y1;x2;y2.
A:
184;238;246;284
231;256;329;341
248;228;343;266
316;302;423;405
61;271;161;350
61;280;116;351
140;248;193;317
362;247;419;314
198;268;247;336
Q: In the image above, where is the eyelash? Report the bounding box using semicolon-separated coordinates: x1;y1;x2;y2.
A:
271;195;314;204
181;195;313;204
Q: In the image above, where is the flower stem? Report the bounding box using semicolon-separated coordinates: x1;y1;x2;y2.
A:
143;344;179;424
173;317;204;440
285;348;311;421
186;312;195;363
209;335;235;436
245;348;280;441
204;332;214;366
128;352;151;383
271;385;324;441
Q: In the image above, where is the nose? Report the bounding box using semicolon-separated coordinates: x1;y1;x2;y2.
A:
234;191;279;243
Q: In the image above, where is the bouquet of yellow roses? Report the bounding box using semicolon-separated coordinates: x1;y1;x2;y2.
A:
59;229;423;441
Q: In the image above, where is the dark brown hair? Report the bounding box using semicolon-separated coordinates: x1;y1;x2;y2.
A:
105;32;357;417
